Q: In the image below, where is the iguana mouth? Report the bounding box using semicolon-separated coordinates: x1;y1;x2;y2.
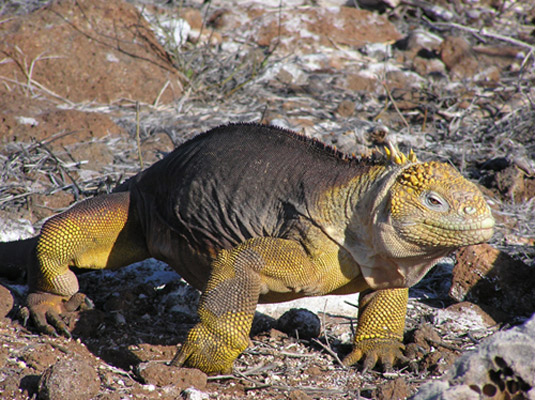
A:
400;215;494;231
398;215;494;247
422;215;495;232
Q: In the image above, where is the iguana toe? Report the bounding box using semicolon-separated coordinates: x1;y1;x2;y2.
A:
171;342;234;375
63;292;94;312
170;323;243;375
25;292;91;338
342;338;407;371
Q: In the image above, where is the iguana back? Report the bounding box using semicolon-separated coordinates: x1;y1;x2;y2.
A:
126;123;375;286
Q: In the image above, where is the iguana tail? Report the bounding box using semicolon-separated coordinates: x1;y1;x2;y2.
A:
0;237;38;280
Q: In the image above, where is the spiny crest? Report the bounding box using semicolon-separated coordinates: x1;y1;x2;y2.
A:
384;142;418;166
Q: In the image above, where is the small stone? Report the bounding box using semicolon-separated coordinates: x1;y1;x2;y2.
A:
439;36;470;67
304;366;323;377
345;73;378;92
376;377;410;400
439;36;479;79
405;324;442;353
180;8;203;30
276;308;321;340
412;57;446;77
0;284;14;318
182;387;210;400
405;29;443;53
269;328;287;339
251;312;276;336
336;100;355;118
494;165;534;202
38;358;100;400
0;347;7;370
444;302;496;327
136;362;207;390
422;350;459;376
21;344;60;371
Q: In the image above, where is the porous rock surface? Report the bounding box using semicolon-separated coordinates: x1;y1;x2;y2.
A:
411;314;535;400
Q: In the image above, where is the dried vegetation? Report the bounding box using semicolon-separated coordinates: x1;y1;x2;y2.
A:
0;0;535;399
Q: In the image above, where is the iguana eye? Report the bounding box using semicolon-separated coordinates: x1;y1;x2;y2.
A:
422;192;449;212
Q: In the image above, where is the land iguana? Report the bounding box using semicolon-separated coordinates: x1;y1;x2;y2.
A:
0;123;494;375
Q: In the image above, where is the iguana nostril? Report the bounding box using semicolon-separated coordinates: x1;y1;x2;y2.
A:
464;206;476;215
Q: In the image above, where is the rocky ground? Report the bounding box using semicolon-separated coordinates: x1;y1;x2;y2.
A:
0;0;535;399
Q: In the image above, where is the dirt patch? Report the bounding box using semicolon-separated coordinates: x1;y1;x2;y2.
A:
1;106;125;148
0;0;183;105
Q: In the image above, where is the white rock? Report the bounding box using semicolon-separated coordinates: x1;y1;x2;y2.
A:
411;314;535;399
0;217;35;241
152;17;191;47
257;293;359;319
15;116;39;126
182;387;209;400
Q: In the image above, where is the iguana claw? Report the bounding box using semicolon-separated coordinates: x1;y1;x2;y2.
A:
342;338;408;371
170;322;249;375
24;291;93;337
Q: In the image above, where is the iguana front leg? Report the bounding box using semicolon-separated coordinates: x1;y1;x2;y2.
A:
343;288;409;370
171;237;335;375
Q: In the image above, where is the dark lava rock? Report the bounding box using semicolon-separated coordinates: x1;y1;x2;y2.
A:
277;308;321;340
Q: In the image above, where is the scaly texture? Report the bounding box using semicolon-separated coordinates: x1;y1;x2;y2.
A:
0;123;495;375
29;192;149;296
343;288;409;370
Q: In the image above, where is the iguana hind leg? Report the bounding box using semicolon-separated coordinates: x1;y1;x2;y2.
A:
27;191;150;336
171;244;262;374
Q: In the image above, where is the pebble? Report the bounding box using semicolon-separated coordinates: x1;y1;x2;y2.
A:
277;308;321;340
38;358;100;400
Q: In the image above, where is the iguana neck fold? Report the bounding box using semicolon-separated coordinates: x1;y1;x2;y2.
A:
310;160;453;289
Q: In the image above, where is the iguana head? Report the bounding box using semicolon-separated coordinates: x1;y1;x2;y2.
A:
388;160;494;249
356;148;495;289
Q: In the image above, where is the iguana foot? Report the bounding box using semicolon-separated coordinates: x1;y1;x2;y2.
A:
170;323;247;375
342;338;408;371
23;292;94;337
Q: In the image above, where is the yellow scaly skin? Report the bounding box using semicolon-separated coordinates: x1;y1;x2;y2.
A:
6;127;494;375
342;288;409;370
25;192;149;336
171;236;367;374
